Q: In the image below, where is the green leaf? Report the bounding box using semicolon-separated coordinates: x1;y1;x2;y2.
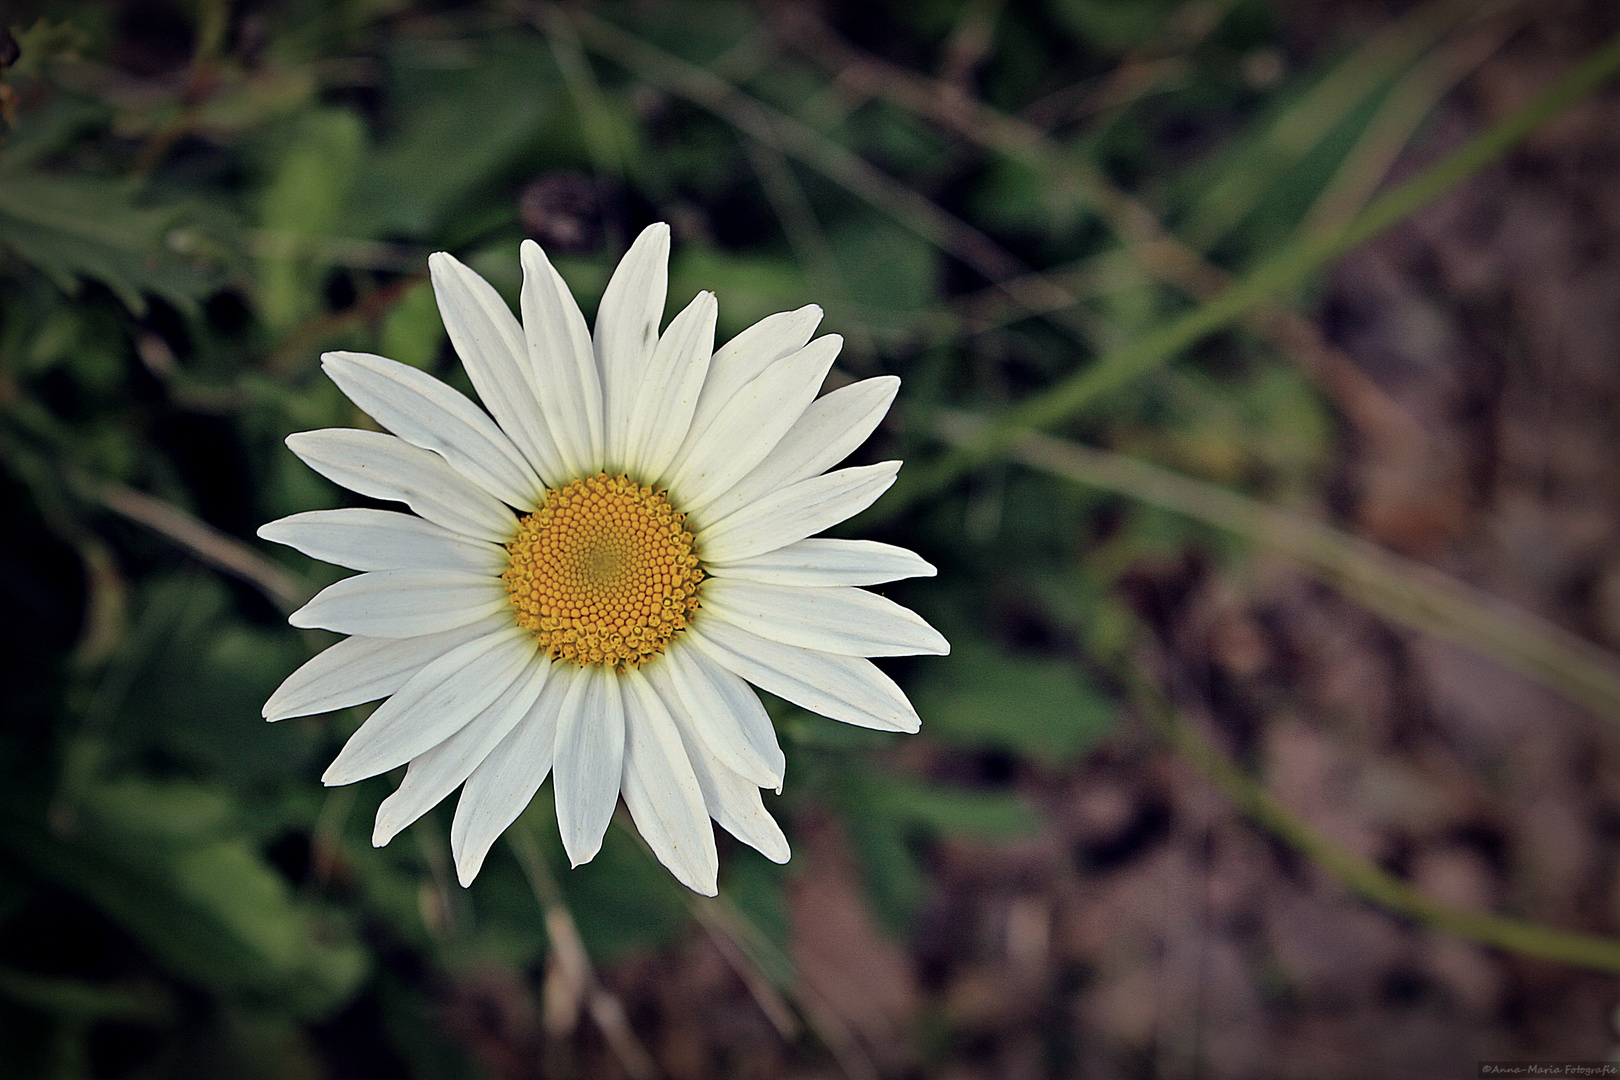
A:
345;39;555;239
256;108;366;331
0;170;226;315
668;247;807;340
379;279;445;371
3;779;367;1018
910;640;1115;767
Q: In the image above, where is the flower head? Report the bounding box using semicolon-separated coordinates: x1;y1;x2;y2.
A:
260;224;947;894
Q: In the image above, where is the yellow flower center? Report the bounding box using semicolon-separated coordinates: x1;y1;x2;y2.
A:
502;473;704;668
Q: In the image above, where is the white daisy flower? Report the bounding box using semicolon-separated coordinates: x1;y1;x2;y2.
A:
259;223;948;895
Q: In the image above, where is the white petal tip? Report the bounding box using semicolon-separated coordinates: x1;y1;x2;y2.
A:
321;761;359;786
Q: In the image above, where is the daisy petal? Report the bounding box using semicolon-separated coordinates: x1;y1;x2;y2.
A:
619;668;719;895
258;508;505;574
321;351;544;509
551;665;625;867
709;538;936;587
429;252;568;483
451;668;571;885
687;622;921;733
642;661;790;862
704;376;898;521
520;239;604;475
684;305;822;449
322;627;537;785
659;642;784;789
665;335;843;515
595;223;670;470
623;290;715;480
371;655;550;846
286;429;516;543
263;614;511;720
289;569;508;638
695;461;900;565
703;580;950;658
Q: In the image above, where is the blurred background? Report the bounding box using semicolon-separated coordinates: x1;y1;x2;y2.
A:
4;0;1620;1076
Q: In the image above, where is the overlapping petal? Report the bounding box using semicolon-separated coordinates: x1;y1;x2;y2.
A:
686;621;921;733
704;375;898;521
322;627;537;785
286;428;516;542
371;655;551;846
701;579;949;658
695;461;900;564
664;334;842;515
263;614;512;721
677;305;821;457
551;665;624;867
708;538;935;587
451;669;572;885
258;508;505;574
657;641;784;789
520;239;604;475
289;568;508;638
619;667;718;894
321;350;544;509
429;251;568;483
622;290;714;480
595;223;669;470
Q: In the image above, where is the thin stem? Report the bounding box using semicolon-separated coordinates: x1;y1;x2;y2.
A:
886;28;1620;515
1130;672;1620;975
507;821;661;1080
95;482;307;612
933;409;1620;724
547;4;1078;322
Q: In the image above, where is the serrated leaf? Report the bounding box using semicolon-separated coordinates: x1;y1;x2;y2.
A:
0;170;225;314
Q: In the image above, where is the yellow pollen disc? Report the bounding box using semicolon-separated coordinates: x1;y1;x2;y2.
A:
502;473;705;669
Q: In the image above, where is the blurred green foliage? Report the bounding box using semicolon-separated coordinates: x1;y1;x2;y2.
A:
0;0;1529;1073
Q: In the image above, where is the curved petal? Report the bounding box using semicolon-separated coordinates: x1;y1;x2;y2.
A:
664;335;842;515
372;654;551;846
623;290;715;480
686;622;920;733
322;627;537;785
264;615;512;721
643;659;789;863
619;667;719;895
289;569;508;638
258;508;506;574
695;461;899;565
702;579;949;658
520;239;603;476
682;305;821;450
708;538;935;587
551;665;624;867
656;643;783;789
429;251;568;483
286;428;516;543
451;666;571;885
594;223;669;470
321;351;544;509
704;376;898;522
